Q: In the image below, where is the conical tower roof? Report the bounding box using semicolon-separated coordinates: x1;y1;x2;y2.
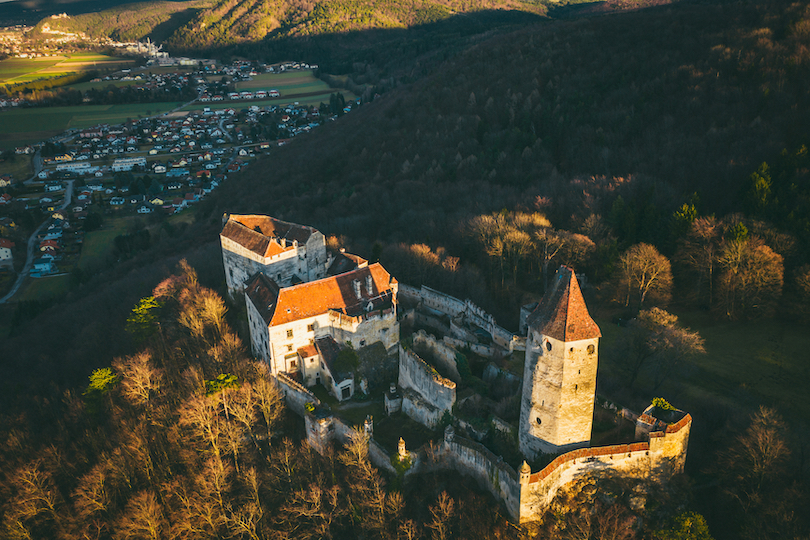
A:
527;266;601;342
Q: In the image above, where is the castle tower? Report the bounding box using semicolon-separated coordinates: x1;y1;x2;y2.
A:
519;266;601;459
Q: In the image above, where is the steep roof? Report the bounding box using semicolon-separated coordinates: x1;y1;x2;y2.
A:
246;263;396;326
527;266;601;342
315;336;352;383
244;272;281;323
220;214;316;258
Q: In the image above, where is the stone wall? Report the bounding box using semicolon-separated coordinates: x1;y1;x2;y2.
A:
437;427;521;520
276;372;319;416
519;414;692;523
398;344;456;428
304;413;396;473
413;330;461;382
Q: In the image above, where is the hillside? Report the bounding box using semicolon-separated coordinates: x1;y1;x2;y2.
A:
28;0;212;43
3;0;810;537
24;0;548;53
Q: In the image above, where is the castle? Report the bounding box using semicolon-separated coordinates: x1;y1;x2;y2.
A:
220;214;691;524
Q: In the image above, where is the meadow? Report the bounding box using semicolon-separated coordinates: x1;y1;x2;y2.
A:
188;70;356;110
0;53;135;85
78;215;139;273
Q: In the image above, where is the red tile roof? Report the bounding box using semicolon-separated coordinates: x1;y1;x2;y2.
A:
246;263;395;326
527;266;601;342
297;344;318;358
220;214;316;258
0;238;14;249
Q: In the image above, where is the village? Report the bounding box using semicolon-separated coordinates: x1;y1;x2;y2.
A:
0;59;357;301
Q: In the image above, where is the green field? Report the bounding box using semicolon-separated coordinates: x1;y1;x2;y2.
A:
0;53;136;85
79;216;137;272
597;310;810;420
66;78;142;93
0;154;33;180
0;102;183;150
227;70;356;106
18;275;72;302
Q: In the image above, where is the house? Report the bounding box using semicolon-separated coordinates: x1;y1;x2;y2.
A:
244;263;399;400
137;204;154;214
0;175;12;187
154;164;167;174
0;238;14;262
110;197;125;206
0;193;12;205
33;258;54;274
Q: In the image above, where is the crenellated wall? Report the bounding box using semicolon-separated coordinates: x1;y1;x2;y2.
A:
398;344;456;427
437;427;521;519
518;414;692;523
276;372;319;416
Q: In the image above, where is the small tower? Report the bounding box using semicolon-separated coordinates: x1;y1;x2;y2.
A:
519;266;601;459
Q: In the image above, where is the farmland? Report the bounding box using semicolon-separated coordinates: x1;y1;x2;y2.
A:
190;69;357;110
0;53;136;85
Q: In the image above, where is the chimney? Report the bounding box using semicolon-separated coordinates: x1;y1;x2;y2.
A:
353;279;362;299
366;274;374;296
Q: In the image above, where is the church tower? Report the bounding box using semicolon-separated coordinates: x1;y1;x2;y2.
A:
519;266;601;459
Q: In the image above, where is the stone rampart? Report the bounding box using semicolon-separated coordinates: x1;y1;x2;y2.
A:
398;344;456;427
304;412;396;473
519;414;692;523
438;428;521;520
276;372;319;416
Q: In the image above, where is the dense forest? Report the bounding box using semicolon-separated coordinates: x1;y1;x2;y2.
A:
4;0;810;537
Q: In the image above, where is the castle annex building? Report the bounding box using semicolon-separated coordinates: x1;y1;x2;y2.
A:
220;214;328;296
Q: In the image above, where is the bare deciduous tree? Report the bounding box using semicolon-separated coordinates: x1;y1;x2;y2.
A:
614;243;673;309
427;491;455;540
716;236;783;319
114;491;167;540
114;352;163;407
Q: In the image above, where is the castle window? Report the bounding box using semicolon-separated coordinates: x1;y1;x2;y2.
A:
307;324;314;332
536;418;542;425
587;344;595;354
287;329;294;338
574;384;578;391
287;345;293;352
545;341;552;352
570;347;574;353
360;340;366;347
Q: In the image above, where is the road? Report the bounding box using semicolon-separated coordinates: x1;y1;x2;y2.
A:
0;179;74;304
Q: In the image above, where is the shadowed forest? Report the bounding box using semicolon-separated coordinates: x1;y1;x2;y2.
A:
3;0;810;537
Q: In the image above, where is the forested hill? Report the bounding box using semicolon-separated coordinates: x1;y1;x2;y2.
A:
28;0;547;53
6;0;810;413
3;0;810;537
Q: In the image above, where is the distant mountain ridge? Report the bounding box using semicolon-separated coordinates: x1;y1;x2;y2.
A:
20;0;547;51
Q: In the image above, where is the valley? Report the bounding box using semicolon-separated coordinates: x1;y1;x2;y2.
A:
1;0;810;537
